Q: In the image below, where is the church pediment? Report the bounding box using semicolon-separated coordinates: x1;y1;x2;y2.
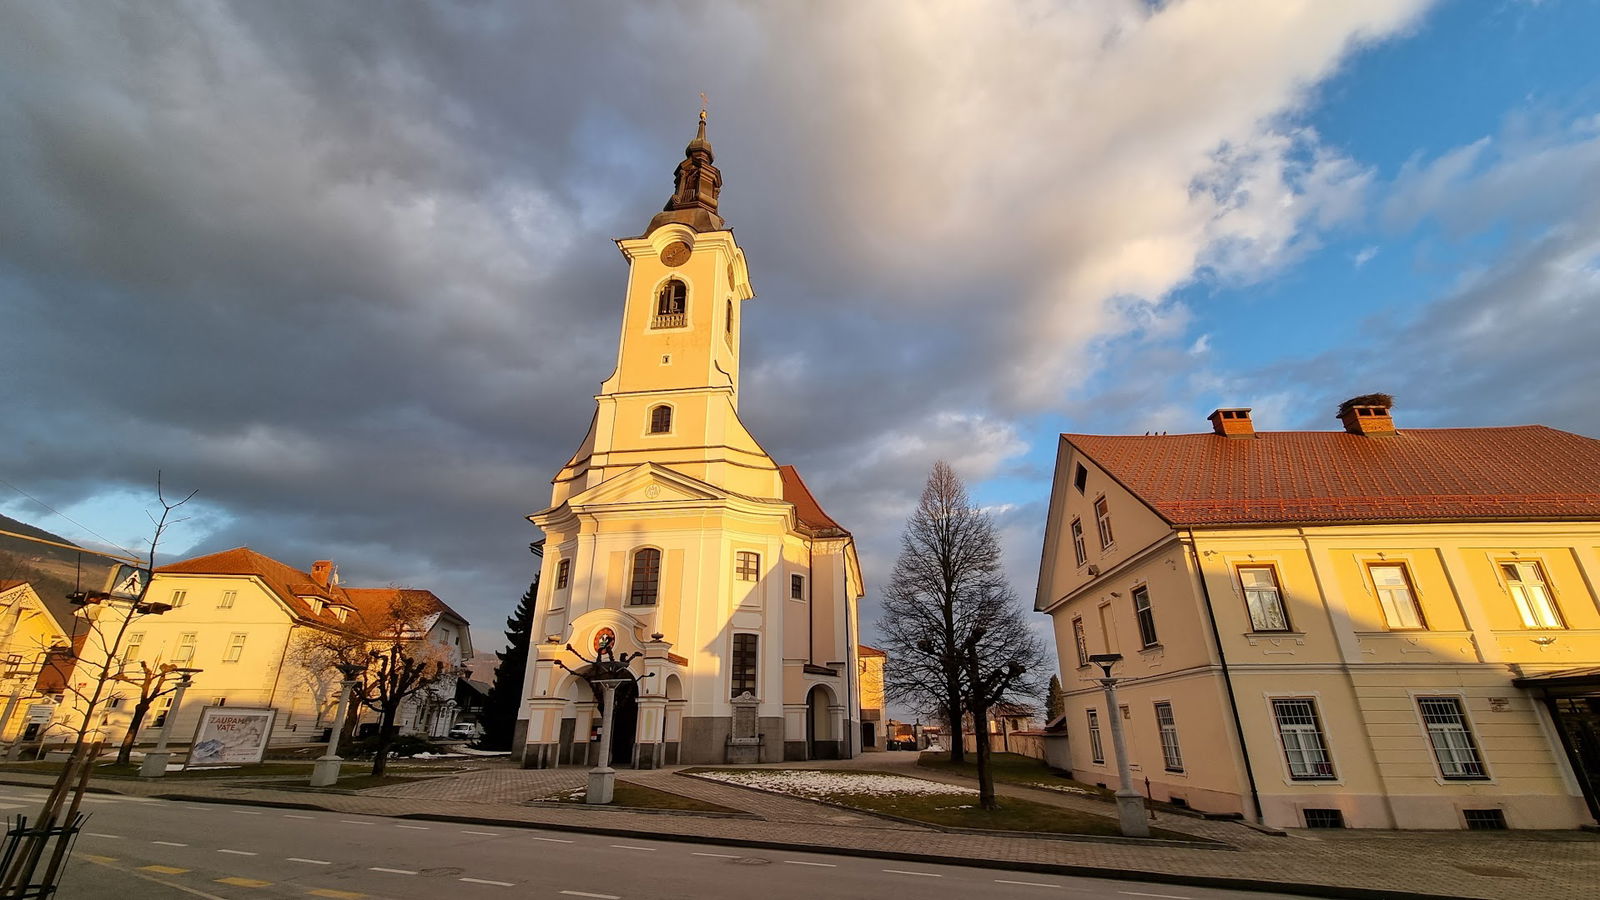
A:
566;463;728;509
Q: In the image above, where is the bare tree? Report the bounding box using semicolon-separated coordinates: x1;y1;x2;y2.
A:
878;461;1045;771
299;590;452;776
3;474;194;894
108;658;183;766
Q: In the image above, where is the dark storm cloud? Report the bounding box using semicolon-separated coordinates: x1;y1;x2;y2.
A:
0;1;1435;645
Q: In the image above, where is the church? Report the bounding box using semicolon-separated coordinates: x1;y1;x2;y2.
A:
514;113;866;768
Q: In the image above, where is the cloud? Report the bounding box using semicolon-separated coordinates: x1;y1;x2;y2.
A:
0;1;1437;648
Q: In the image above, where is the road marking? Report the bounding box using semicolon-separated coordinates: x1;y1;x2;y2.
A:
283;814;316;819
85;832;122;839
140;865;190;875
288;858;332;865
370;867;418;875
308;891;366;900
560;892;621;900
997;881;1061;888
460;877;516;886
121;796;160;802
1118;893;1190;899
461;830;499;836
0;803;24;810
782;860;836;867
608;844;655;851
395;824;429;830
217;849;258;856
530;836;573;843
82;854;119;864
883;869;941;877
340;819;375;825
233;810;264;815
216;877;273;888
152;841;189;847
692;852;740;858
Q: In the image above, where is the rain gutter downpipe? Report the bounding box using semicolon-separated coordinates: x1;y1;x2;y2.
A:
1184;529;1263;823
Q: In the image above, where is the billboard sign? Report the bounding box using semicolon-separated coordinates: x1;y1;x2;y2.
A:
185;706;277;768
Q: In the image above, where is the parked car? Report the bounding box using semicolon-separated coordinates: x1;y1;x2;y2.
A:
447;722;483;741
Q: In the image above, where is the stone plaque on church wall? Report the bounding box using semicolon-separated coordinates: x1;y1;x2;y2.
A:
731;691;759;741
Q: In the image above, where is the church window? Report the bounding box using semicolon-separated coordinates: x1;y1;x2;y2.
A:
649;405;672;434
725;299;733;333
791;574;805;600
556;559;570;589
735;551;760;582
731;633;758;698
629;548;661;606
654;279;687;328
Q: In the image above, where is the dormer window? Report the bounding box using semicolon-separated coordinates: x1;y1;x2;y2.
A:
653;280;687;328
649;404;673;434
305;598;324;614
332;607;348;623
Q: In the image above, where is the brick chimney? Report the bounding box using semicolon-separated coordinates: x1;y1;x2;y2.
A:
1337;393;1395;436
310;560;336;587
1208;408;1255;437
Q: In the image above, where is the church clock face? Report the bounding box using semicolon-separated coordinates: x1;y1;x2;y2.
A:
661;241;692;267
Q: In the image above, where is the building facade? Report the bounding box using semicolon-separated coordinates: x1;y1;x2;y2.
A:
53;548;472;749
1035;399;1600;830
0;580;74;745
516;115;865;768
858;644;887;751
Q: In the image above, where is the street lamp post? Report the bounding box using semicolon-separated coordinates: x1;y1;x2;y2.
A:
1088;653;1149;837
310;662;367;787
139;668;202;777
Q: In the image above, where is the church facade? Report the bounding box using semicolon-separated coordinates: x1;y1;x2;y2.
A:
515;115;865;768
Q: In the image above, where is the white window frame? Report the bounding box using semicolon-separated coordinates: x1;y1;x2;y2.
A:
1154;700;1183;773
1070;518;1087;567
1237;565;1291;633
223;632;247;663
1368;562;1426;630
169;589;187;608
734;551;760;582
1093;496;1115;549
173;633;198;665
1132;585;1158;648
1086;708;1104;764
1072;616;1089;667
218;590;237;609
1413;693;1490;782
1267;694;1340;783
1499;560;1564;629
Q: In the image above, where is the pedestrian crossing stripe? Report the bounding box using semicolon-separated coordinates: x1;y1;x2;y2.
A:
216;877;273;887
139;865;189;875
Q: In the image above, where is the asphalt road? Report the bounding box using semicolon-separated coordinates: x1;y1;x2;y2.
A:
0;784;1308;900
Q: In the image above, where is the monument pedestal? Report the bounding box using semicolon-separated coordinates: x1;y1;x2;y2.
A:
587;766;616;804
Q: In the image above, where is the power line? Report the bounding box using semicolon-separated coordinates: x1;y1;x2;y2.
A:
0;476;143;560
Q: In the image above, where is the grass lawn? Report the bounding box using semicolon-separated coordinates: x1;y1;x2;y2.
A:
535;781;740;814
917;752;1109;797
688;766;1203;842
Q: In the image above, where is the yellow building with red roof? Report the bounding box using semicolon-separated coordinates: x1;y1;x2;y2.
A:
1036;397;1600;830
69;548;471;748
517;115;866;767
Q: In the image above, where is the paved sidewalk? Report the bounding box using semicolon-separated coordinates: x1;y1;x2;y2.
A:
2;758;1595;900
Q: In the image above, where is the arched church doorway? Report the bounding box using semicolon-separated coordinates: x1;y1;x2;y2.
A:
806;684;837;760
601;679;639;767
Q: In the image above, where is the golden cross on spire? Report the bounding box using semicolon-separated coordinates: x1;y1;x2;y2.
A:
699;92;708;121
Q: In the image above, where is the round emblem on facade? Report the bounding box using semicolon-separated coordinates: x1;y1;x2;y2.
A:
593;627;616;655
644;484;662;499
661;241;692;267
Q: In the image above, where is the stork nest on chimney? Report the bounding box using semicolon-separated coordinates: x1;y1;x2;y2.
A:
1337;393;1395;419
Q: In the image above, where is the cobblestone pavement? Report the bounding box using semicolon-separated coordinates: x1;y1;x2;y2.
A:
3;759;1595;900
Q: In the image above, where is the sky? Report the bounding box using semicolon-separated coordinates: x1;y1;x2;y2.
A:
3;0;1599;659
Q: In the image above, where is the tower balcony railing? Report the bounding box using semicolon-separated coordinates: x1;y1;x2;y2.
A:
651;313;687;329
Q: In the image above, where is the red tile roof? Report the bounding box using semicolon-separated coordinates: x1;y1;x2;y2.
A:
156;547;461;630
857;644;887;658
779;465;849;536
1066;425;1600;526
0;580;27;592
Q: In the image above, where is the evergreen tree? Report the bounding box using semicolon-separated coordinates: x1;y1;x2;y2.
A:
479;548;538;750
1046;674;1065;722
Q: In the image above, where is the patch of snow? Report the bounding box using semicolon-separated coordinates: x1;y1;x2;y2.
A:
697;770;976;799
457;748;512;757
1032;783;1094;795
408;752;467;759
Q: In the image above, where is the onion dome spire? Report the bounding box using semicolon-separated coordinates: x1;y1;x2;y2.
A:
646;107;725;234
